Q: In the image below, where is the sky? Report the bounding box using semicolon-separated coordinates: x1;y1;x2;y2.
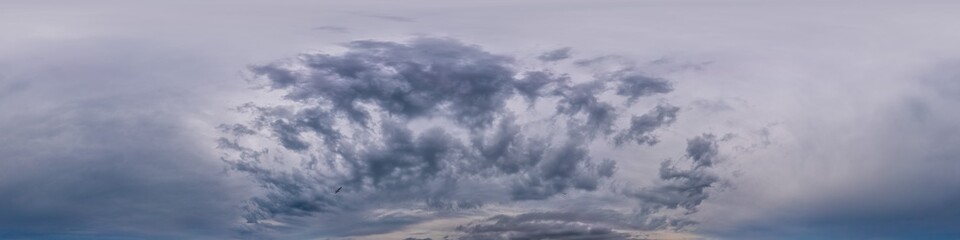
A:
2;1;960;239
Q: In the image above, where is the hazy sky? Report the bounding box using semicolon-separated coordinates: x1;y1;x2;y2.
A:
3;1;960;239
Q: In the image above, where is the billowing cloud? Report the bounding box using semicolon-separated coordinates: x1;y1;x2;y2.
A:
219;37;692;237
249;38;517;129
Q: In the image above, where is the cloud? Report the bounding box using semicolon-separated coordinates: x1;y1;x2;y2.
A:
250;38;517;129
221;37;688;237
685;133;720;168
455;135;724;240
614;104;680;146
538;47;573;62
611;72;673;105
552;80;620;138
456;208;699;240
514;71;568;105
457;211;636;240
509;139;615;200
627;134;723;225
8;1;960;239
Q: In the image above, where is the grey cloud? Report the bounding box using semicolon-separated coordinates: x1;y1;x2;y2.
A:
611;73;673;105
572;55;632;67
553;80;619;138
614;104;680;146
597;158;617;178
628;134;722;224
226;37;679;236
253;37;516;129
457;211;635;240
685;133;719;168
572;58;673;105
510;139;615;200
227;113;617;225
633;161;718;213
457;209;697;240
471;116;547;175
514;71;568;105
271;118;312;151
351;122;464;189
224;121;467;224
538;47;573;62
229;160;341;222
218;123;257;136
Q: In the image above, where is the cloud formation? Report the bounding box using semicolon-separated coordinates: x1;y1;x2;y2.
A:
450;134;726;240
220;37;694;237
7;1;960;239
627;134;723;227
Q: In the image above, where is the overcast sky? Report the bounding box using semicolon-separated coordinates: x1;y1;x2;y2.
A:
3;1;960;239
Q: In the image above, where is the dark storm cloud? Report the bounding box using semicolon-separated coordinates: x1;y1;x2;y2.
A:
614;104;679;146
538;47;572;62
252;38;516;129
224;37;692;236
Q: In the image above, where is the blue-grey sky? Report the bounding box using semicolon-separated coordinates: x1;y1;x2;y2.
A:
3;1;960;239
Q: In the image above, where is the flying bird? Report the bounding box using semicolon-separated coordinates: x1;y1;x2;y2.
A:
335;186;342;194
